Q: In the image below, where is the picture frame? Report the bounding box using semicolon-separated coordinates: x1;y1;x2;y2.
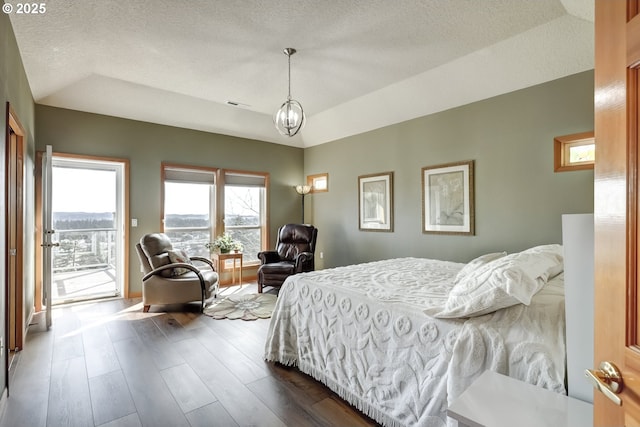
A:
358;171;393;232
422;160;474;235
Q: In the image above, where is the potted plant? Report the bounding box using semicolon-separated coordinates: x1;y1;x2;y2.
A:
206;233;241;254
231;240;243;253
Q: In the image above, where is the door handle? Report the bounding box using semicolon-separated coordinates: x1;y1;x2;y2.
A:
40;243;60;248
585;361;623;406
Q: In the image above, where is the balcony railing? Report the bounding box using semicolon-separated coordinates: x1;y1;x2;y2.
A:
164;227;261;263
52;228;118;304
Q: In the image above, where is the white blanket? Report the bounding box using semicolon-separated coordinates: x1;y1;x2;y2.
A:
264;258;566;427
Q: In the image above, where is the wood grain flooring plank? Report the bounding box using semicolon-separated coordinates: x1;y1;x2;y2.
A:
52;333;85;362
245;375;326;427
47;356;94;427
87;299;135;316
105;319;137;343
176;338;286;427
110;337;155;374
13;327;54;381
205;313;261;339
83;323;121;378
171;312;208;331
151;314;192;343
1;320;55;427
264;363;331;405
311;397;379;427
160;364;216;413
89;370;137;426
130;317;185;370
2;374;49;427
95;413;142;427
113;339;190;427
184;402;238;427
51;307;83;339
204;316;271;361
188;326;269;385
252;316;273;334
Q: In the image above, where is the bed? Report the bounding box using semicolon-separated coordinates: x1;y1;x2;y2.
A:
264;245;566;427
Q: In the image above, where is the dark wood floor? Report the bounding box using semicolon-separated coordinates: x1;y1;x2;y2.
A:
0;284;379;427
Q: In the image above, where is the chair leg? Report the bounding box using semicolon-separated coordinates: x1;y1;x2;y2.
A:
258;282;263;293
143;305;150;313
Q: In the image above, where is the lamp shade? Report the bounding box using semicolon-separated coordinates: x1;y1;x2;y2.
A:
295;185;312;195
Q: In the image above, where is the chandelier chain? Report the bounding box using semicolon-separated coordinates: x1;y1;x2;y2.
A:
287;52;292;100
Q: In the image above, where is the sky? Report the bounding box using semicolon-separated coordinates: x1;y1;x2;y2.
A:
164;182;209;215
52;166;260;216
52;167;116;213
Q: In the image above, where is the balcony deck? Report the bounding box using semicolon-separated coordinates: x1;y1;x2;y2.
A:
52;266;118;305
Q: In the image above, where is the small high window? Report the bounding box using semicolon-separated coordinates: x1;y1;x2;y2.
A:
554;131;595;172
307;173;329;193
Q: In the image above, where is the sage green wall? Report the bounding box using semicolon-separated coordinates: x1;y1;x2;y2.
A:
35;106;304;293
1;15;36;391
304;71;594;268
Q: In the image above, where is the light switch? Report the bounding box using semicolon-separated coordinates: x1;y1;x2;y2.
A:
131;218;138;227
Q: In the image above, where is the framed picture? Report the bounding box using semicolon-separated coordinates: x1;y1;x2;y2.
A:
422;160;474;235
358;172;393;232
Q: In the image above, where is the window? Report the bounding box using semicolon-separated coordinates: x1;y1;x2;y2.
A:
224;171;268;264
554;131;595;172
162;165;269;264
163;165;216;257
307;173;329;193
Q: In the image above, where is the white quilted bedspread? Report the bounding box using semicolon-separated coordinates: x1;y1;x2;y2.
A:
264;258;566;427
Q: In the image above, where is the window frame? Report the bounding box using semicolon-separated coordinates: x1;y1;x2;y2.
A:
161;164;269;267
307;173;329;193
554;131;595;172
161;163;218;257
221;169;269;266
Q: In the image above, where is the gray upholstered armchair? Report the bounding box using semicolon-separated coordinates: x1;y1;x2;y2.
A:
135;233;219;312
257;224;318;293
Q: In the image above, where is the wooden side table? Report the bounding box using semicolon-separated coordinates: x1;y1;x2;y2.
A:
212;252;243;287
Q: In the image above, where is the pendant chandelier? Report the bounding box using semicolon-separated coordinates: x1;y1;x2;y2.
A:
274;48;305;137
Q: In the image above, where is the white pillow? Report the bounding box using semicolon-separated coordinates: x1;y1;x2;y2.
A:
431;245;563;318
454;252;507;283
520;244;564;279
167;249;194;276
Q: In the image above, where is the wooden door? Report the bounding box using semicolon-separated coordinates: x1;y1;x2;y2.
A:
6;106;24;354
594;0;640;423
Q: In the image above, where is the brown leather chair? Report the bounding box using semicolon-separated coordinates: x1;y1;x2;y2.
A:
257;224;318;293
135;233;218;312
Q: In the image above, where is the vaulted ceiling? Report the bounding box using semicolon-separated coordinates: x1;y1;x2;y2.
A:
8;0;594;148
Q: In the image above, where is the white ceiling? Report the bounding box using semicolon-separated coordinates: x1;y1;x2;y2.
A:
8;0;594;148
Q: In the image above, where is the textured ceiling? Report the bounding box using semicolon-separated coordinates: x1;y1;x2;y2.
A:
8;0;594;147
